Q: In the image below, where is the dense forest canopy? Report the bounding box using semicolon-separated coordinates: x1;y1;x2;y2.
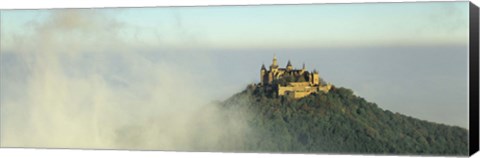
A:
217;85;468;155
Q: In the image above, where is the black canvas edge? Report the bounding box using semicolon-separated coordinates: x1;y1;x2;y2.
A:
470;1;479;156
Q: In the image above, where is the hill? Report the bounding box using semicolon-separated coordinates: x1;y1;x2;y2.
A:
218;85;468;155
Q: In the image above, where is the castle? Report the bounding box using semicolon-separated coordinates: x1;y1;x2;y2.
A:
258;55;332;99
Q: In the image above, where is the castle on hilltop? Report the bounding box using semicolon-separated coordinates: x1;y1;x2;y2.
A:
257;55;332;99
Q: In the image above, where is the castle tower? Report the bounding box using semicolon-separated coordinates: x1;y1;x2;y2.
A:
300;63;306;74
286;60;293;71
260;64;267;84
272;54;278;66
311;69;320;85
270;55;279;71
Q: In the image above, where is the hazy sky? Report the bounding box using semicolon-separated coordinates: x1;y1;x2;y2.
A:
0;1;470;148
2;2;468;49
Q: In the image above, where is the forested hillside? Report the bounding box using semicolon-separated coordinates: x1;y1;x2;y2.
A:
219;86;468;155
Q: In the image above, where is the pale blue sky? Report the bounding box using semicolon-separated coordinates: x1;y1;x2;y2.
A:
2;2;469;50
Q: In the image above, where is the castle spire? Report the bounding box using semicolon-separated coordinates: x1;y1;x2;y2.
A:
302;63;306;70
287;60;292;67
272;54;278;66
261;63;266;70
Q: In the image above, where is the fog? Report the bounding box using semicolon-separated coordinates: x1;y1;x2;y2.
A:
1;10;252;150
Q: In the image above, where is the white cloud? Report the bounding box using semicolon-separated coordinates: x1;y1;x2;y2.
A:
1;9;251;150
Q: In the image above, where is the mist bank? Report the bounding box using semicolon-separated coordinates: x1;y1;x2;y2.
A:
0;50;256;149
0;10;253;149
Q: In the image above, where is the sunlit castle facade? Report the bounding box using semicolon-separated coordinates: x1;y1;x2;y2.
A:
259;55;332;99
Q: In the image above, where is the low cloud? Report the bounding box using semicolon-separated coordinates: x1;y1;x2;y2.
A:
1;9;251;150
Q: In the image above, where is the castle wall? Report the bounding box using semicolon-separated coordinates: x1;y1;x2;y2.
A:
319;84;332;93
292;91;314;99
282;89;317;99
289;82;311;87
278;81;319;99
278;86;293;96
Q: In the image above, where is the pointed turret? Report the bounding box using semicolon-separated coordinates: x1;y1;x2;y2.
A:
260;63;267;84
286;60;293;71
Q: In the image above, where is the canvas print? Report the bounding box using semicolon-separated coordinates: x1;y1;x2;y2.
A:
0;1;475;156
